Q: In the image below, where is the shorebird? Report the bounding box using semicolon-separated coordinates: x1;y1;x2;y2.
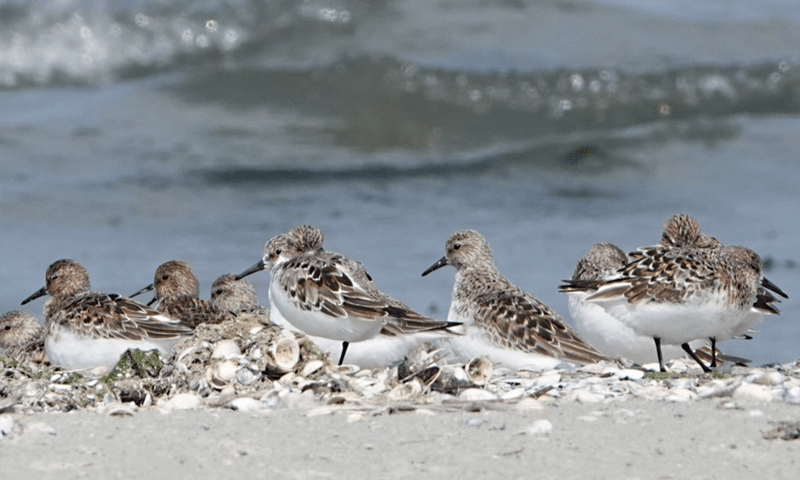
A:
22;259;193;370
0;310;49;367
559;242;749;367
237;225;460;366
422;229;610;370
570;215;786;372
131;260;230;328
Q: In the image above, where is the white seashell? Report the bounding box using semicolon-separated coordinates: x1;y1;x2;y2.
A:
665;388;697;402
212;340;241;359
208;360;238;389
266;337;300;375
229;397;261;412
249;347;263;360
388;379;423;401
665;378;697;389
457;388;497;402
465;357;493;386
785;386;800;405
165;393;201;410
696;378;741;399
733;383;775;403
235;367;258;385
177;346;198;364
748;371;785;386
617;369;644;381
573;390;605;404
301;360;325;377
337;364;360;375
104;403;137;417
669;360;688;373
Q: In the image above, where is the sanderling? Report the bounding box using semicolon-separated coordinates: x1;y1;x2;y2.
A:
559;242;745;367
422;229;610;370
131;260;230;328
210;273;271;325
0;310;49;366
237;225;461;366
21;259;193;370
578;216;786;372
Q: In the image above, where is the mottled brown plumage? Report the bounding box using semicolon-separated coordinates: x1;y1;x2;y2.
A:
138;260;231;328
21;259;193;370
423;229;610;368
0;310;49;366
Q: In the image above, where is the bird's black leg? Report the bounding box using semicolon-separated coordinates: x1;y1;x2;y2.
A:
338;341;350;366
654;337;666;372
709;337;717;368
681;343;711;372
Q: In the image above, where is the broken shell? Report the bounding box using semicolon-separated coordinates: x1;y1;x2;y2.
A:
388;378;423;401
301;360;324;377
465;357;493;386
207;360;238;389
212;340;241;359
266;336;300;375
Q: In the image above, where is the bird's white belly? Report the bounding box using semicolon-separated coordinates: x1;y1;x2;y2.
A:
45;327;179;370
270;282;384;342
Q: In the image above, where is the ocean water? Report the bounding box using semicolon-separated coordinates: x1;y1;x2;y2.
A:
1;0;798;365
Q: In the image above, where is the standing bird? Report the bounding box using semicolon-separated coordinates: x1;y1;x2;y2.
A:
237;225;460;366
422;229;610;370
559;242;748;367
22;259;193;370
576;216;786;372
131;260;230;328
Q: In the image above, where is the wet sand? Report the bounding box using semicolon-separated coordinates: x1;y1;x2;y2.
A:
3;398;799;479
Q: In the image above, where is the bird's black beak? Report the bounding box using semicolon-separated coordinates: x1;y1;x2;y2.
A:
762;277;788;299
422;256;449;277
130;283;154;298
21;286;47;305
237;260;266;280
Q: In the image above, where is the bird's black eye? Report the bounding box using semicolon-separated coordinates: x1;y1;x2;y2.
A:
214;289;223;296
275;249;282;256
453;243;461;250
3;325;11;330
161;274;169;281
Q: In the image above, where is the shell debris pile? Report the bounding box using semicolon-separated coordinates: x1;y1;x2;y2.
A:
2;325;800;418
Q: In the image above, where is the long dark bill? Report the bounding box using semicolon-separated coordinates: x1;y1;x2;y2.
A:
236;260;267;280
130;283;154;298
761;277;788;299
21;286;47;305
421;256;449;277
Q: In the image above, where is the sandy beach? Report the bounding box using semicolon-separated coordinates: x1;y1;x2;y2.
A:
2;397;799;479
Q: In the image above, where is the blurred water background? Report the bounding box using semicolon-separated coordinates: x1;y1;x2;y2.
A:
1;0;798;365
